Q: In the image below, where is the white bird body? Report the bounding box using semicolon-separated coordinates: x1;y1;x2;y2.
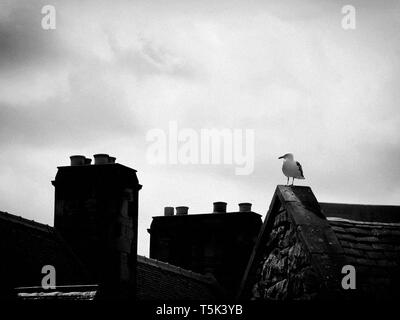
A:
278;153;305;185
282;160;304;179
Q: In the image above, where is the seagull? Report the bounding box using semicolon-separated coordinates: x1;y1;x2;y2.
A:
278;153;305;186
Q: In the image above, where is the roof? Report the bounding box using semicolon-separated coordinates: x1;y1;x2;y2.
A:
0;211;90;295
328;217;400;299
239;186;400;300
136;255;225;300
15;256;224;300
321;203;400;223
149;211;261;229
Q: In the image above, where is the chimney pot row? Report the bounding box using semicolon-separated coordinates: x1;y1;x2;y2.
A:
163;201;252;217
70;154;117;166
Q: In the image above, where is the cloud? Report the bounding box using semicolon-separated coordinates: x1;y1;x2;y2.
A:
0;0;400;256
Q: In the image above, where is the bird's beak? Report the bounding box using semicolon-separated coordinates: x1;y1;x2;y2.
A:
278;155;284;159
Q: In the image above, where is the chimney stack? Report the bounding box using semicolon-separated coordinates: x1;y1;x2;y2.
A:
239;202;252;212
53;154;142;297
176;206;189;215
164;207;174;216
213;202;227;213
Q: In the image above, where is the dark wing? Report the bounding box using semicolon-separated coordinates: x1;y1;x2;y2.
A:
296;161;304;178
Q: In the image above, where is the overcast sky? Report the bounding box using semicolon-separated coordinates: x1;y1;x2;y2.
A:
1;0;399;256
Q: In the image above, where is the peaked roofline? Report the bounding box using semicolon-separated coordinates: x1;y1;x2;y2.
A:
238;185;348;300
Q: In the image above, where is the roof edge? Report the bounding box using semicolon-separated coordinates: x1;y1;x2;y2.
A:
0;211;52;233
137;255;218;285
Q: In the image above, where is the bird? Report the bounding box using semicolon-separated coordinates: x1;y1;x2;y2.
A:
278;153;305;186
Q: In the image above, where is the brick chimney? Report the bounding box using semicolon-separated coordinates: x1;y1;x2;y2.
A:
52;154;142;297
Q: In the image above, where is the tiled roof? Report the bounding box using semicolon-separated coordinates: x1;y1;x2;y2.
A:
328;217;400;299
137;255;224;300
0;211;90;293
15;256;224;300
239;186;348;300
321;203;400;223
239;186;400;301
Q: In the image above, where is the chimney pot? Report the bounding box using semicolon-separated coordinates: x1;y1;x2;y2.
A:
84;158;92;165
239;202;252;212
213;202;227;213
70;155;86;166
176;206;189;215
93;154;109;165
164;207;174;216
109;156;116;164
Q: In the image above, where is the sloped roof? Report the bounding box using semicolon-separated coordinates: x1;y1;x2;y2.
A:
321;203;400;223
137;255;224;300
0;211;90;294
328;217;400;299
1;209;223;300
239;186;400;300
16;256;224;300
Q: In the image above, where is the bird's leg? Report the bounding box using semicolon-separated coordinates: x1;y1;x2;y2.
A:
291;177;294;186
287;177;289;186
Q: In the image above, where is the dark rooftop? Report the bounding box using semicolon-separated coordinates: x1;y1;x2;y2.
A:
136;255;224;300
328;217;400;299
321;202;400;223
0;211;90;294
15;256;225;300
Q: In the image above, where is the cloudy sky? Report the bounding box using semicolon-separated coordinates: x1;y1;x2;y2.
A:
1;0;399;256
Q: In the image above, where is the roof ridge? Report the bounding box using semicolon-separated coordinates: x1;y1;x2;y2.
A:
137;255;216;285
327;217;400;227
320;202;400;208
0;210;52;232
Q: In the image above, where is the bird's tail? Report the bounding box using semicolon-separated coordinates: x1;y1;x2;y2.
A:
298;176;305;179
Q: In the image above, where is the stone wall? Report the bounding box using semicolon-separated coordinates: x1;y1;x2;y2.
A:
251;206;322;300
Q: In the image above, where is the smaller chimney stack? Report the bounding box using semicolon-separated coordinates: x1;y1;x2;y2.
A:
94;154;110;165
164;207;174;216
70;155;86;166
176;206;189;215
84;157;92;165
239;203;252;212
213;202;227;213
